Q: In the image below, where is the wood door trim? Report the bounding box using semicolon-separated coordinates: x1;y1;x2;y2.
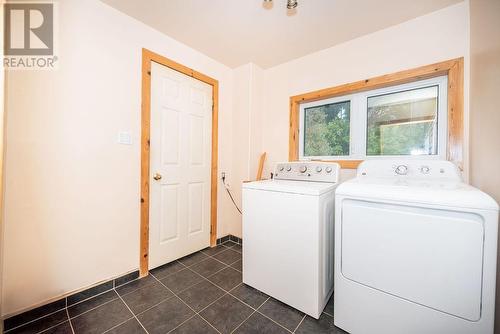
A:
140;48;219;276
289;58;464;169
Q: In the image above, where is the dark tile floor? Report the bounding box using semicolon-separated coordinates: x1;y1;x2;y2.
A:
5;240;346;334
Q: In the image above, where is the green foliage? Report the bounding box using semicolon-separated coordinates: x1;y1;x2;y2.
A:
304;102;350;156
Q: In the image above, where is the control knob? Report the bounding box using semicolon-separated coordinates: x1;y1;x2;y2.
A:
299;166;307;173
325;167;332;173
316;166;322;173
286;166;292;172
420;166;430;174
395;165;408;175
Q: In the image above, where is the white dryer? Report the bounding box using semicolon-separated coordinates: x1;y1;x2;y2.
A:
334;160;499;334
242;161;340;318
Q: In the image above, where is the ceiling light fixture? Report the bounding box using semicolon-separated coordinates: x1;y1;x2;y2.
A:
287;0;298;9
262;0;298;11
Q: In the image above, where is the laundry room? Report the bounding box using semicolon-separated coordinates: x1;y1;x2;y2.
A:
0;0;499;333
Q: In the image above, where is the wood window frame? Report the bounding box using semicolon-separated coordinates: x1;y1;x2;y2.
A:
289;58;464;169
140;48;219;276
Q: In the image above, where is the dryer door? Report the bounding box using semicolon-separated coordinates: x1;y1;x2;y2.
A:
340;199;484;321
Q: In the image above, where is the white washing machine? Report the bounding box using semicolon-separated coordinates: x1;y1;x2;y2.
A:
334;160;499;334
242;161;340;319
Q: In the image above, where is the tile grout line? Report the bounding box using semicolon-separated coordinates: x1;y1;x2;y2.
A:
67;288;116;308
164;314;197;334
182;248;240;278
143;259;186;283
116;288;177;320
186;251;233;270
21;289;135;334
246;295;297;334
227;288;268;312
68;296;119;320
144;249;239;306
230;308;257;334
119;285;155;298
185;265;231;288
155;264;246;312
199;246;242;271
293;314;307;333
119;280;161;298
65;307;76;334
115;289;151;334
188;266;239;294
197;316;223;334
225;286;264;334
211;283;293;333
153;242;237;284
35;322;68;334
3;307;68;333
149;272;214;315
255;309;295;333
201;244;232;256
217;289;295;334
101;316;135;334
226;257;242;272
149;272;224;334
221;288;293;334
225;272;307;334
155;264;220;297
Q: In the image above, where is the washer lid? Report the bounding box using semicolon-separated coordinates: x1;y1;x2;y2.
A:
336;178;499;211
242;179;337;196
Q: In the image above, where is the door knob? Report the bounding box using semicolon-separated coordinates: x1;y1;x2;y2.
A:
153;173;162;181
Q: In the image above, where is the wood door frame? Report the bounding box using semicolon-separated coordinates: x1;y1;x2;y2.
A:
289;58;464;169
140;48;219;276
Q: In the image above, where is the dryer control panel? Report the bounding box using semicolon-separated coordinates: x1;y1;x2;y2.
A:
357;160;462;181
274;162;340;183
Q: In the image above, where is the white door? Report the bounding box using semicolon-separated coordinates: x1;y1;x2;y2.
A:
149;62;213;269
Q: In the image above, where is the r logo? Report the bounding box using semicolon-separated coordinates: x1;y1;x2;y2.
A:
4;3;54;56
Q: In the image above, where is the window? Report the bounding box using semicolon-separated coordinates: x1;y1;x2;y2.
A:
367;86;439;156
303;100;350;157
299;76;447;160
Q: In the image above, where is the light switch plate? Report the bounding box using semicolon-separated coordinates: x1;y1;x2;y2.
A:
117;131;132;145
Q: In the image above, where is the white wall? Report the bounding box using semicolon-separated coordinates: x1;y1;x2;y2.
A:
226;64;264;237
469;0;500;209
2;0;235;316
224;2;470;238
469;1;500;332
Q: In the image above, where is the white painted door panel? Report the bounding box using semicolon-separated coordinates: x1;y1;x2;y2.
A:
149;62;212;269
341;199;484;321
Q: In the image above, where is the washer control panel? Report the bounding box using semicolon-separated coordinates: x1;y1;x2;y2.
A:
274;162;340;183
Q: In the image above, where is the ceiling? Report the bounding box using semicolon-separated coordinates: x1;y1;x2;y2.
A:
100;0;462;69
